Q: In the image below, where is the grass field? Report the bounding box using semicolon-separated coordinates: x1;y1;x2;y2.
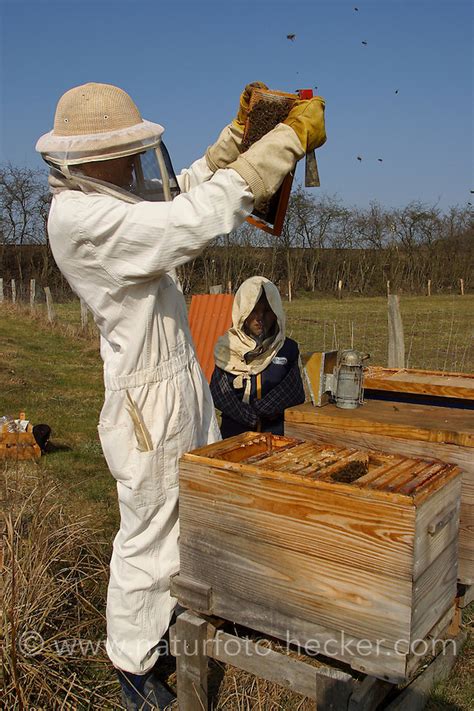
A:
0;304;117;530
24;292;474;372
286;294;474;373
1;298;473;709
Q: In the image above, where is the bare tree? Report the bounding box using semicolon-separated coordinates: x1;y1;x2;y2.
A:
0;164;50;292
291;188;344;291
1;163;472;298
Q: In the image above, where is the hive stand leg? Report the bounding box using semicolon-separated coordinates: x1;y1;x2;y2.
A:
175;610;209;711
384;629;467;711
457;582;474;609
348;675;393;710
316;666;354;710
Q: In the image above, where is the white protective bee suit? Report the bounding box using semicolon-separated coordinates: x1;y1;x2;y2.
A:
36;82;317;675
45;165;254;673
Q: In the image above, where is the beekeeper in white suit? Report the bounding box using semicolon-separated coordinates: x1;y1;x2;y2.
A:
36;81;326;709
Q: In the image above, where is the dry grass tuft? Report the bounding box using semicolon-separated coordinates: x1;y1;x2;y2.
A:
1;462;120;709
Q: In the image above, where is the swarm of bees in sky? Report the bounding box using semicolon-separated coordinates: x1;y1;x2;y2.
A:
283;7;428;171
284;7;466;197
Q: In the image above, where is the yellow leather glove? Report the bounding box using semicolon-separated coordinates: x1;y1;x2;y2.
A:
206;82;269;173
232;81;269;131
206;124;244;173
227;124;304;208
283;97;326;152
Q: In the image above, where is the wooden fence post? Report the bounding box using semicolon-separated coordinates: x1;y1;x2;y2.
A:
337;280;342;300
460;278;464;296
0;279;3;303
288;280;292;303
386;280;390;297
427;279;431;297
175;611;209;711
388;294;405;368
227;280;232;294
80;299;88;330
30;279;36;310
11;279;16;304
44;286;56;324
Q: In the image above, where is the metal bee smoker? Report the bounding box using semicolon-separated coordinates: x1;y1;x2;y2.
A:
303;349;370;409
327;350;370;409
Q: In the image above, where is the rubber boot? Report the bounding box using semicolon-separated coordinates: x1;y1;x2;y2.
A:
117;668;176;710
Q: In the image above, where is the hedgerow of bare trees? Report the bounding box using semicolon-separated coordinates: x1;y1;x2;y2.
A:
187;186;472;296
1;164;472;299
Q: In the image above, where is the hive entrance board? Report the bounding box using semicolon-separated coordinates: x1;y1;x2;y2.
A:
189;432;456;498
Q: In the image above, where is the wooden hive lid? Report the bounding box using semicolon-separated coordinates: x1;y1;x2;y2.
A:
183;433;460;504
364;366;474;401
285;400;474;447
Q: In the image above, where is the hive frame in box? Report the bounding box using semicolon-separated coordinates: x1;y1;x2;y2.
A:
171;430;465;709
246;172;294;236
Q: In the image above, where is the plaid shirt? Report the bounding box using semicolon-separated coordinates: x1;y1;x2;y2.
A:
253;362;305;418
210;367;258;428
210;361;305;427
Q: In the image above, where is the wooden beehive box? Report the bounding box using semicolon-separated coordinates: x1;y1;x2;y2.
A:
177;433;461;682
363;366;474;402
0;425;41;460
285;400;474;585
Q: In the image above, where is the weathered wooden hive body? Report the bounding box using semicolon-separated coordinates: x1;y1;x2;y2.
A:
178;433;461;681
285;400;474;585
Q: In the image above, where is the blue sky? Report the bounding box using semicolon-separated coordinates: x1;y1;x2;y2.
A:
1;0;472;209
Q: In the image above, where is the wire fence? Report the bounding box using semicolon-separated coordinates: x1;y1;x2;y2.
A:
1;290;473;374
284;296;474;373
